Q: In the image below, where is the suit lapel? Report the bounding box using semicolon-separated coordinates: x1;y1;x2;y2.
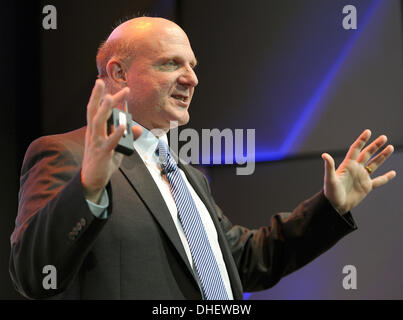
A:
119;150;195;279
178;162;244;300
119;149;243;299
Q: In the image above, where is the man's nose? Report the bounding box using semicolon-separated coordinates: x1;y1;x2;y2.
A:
178;66;198;88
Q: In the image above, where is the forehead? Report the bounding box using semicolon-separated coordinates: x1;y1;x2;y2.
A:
136;26;197;64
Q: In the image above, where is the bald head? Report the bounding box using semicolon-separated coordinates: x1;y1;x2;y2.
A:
107;17;183;42
96;17;188;85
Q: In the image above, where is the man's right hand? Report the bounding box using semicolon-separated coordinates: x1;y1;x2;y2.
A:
81;79;142;203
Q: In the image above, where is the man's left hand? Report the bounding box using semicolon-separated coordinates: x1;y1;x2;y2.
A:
322;129;396;214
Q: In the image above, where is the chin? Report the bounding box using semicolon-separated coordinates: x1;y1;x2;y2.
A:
166;111;190;128
178;114;190;126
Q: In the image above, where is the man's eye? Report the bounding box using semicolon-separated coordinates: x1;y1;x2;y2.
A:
166;61;176;66
155;60;179;71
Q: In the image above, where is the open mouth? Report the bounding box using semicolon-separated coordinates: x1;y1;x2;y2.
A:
171;94;188;103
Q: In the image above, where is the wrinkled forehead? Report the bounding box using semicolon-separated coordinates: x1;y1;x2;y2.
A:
141;27;194;55
134;29;195;63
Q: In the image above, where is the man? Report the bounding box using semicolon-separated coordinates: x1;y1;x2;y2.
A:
10;17;396;299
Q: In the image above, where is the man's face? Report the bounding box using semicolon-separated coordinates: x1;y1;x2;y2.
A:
126;26;198;132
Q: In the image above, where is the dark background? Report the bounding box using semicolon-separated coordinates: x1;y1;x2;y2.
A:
1;0;402;299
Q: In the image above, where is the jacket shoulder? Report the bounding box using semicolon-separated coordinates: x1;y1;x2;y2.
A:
23;127;86;171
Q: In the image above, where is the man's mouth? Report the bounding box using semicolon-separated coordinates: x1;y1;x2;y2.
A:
171;94;188;102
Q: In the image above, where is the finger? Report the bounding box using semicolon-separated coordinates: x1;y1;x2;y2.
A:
372;170;397;189
357;135;387;164
322;153;336;182
92;94;113;137
345;129;371;160
132;126;143;141
365;145;394;174
96;87;130;128
87;79;105;126
104;124;127;152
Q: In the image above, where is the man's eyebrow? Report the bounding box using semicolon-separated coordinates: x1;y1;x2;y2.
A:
157;55;198;66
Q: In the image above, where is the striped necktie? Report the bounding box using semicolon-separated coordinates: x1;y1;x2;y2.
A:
156;139;229;300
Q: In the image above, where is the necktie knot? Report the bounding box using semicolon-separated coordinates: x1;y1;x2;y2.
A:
156;139;176;174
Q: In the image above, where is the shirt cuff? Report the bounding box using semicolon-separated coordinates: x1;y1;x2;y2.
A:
86;189;109;219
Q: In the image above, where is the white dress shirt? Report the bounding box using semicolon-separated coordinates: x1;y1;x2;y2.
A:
86;122;234;299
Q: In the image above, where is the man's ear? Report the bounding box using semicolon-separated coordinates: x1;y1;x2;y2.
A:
106;59;127;87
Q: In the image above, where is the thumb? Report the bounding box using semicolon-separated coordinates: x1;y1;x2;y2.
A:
321;153;336;182
132;125;143;140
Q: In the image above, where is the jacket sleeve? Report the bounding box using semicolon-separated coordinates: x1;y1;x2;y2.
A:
201;175;357;292
9;136;110;299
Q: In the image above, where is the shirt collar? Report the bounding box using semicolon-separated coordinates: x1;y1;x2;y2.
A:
131;120;168;163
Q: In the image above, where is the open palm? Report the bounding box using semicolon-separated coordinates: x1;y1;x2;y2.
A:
322;129;396;214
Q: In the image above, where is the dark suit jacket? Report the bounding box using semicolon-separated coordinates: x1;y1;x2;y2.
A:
10;127;357;299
